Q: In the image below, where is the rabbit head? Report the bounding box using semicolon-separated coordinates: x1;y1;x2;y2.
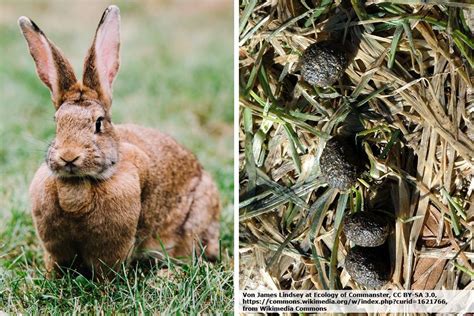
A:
19;6;122;179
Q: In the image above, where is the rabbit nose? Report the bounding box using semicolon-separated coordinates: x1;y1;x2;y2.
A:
59;151;81;166
60;156;80;166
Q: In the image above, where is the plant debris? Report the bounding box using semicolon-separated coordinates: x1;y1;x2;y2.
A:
239;0;473;292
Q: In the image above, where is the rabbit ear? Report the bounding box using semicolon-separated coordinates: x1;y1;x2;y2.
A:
82;5;120;108
18;17;78;108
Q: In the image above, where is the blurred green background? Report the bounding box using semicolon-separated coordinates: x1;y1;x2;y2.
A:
0;0;233;313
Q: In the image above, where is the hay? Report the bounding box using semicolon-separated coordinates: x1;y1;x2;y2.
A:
239;0;473;291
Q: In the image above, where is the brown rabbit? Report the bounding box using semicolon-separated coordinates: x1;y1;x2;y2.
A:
19;5;220;279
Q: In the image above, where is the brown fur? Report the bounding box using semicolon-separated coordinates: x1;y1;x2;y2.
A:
20;6;220;279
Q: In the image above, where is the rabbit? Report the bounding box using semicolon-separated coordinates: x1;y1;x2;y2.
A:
19;5;220;279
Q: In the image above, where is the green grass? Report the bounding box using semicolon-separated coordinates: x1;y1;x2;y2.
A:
0;1;233;314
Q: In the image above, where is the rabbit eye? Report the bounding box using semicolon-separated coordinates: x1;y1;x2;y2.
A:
95;116;104;134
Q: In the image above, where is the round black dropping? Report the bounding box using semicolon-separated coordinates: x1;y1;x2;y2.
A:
319;136;362;191
345;246;391;288
300;41;348;87
343;211;391;247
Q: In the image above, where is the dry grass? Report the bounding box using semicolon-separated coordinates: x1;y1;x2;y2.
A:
239;0;473;292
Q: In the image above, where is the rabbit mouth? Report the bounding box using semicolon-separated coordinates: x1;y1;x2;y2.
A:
53;165;115;180
54;165;85;178
63;165;78;175
50;162;116;180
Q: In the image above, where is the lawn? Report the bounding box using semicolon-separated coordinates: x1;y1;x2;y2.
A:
0;0;234;314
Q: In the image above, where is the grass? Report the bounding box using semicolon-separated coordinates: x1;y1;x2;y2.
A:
0;0;233;314
239;0;473;292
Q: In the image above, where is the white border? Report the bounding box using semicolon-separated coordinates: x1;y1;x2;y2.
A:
233;0;240;314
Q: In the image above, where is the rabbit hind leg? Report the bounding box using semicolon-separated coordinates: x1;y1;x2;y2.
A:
173;171;221;261
136;171;220;262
